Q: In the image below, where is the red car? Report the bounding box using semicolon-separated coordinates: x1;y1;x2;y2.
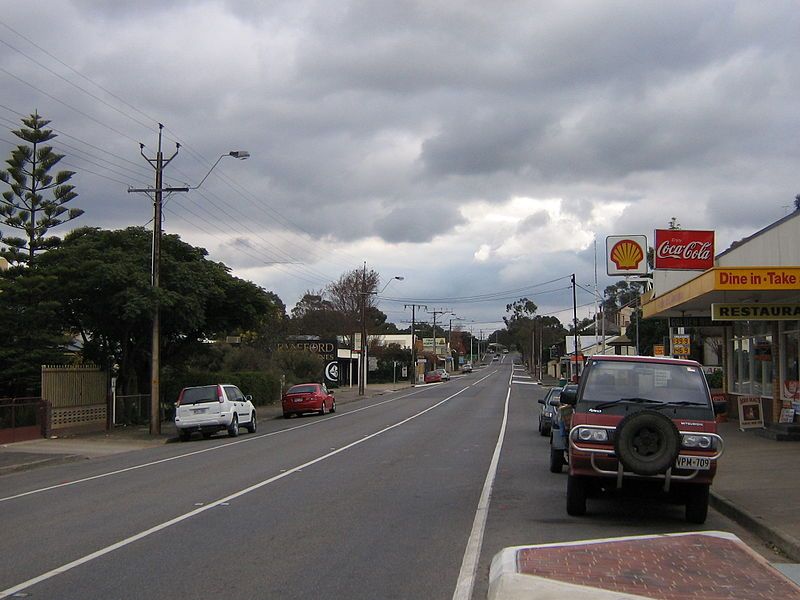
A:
561;355;723;523
424;371;442;383
282;383;336;418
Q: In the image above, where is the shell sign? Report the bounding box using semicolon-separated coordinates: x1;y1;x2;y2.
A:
606;235;648;276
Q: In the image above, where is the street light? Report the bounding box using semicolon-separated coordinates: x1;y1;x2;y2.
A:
128;129;250;436
359;274;404;396
190;150;250;189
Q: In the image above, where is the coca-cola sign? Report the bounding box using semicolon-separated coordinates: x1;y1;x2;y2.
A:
654;229;714;270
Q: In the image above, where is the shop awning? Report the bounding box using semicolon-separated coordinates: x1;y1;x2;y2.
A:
642;266;800;319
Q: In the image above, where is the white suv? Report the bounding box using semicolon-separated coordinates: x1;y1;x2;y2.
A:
174;384;257;441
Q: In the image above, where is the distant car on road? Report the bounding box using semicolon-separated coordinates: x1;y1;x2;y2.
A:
537;386;562;436
175;384;257;441
503;349;508;354
282;383;335;418
461;363;473;373
434;368;451;381
424;371;443;383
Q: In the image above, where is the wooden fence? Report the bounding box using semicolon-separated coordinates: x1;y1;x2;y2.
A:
41;365;109;434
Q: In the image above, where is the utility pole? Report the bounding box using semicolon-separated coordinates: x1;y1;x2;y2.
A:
359;262;367;396
129;132;248;435
427;308;450;369
405;303;427;384
448;316;462;368
128;125;186;435
572;273;579;382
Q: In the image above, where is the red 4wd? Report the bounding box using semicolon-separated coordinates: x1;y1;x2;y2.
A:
559;355;724;523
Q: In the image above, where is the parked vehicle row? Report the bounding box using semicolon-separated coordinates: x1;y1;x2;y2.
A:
538;355;724;524
175;381;338;441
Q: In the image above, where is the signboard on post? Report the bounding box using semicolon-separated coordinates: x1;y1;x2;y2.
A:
606;235;648;276
653;344;665;356
671;335;690;357
654;229;714;270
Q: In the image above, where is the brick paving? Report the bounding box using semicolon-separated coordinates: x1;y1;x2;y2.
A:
515;533;800;599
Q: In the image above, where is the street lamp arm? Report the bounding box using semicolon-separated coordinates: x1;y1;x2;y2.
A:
189;150;250;190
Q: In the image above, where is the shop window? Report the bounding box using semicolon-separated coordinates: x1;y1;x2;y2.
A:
731;324;773;398
783;328;800;407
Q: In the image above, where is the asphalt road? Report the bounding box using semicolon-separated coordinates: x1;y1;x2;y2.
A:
0;355;782;599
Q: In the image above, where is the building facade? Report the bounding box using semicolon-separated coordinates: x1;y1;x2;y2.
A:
642;211;800;423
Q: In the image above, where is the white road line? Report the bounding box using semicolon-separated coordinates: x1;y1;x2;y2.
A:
470;371;496;387
512;381;541;385
452;368;512;600
0;386;473;599
0;386;433;504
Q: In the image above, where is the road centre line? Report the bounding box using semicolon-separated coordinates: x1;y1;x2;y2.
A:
0;385;473;599
0;385;433;504
470;370;496;387
451;366;512;600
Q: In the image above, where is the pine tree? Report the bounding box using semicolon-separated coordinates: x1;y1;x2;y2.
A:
0;112;83;266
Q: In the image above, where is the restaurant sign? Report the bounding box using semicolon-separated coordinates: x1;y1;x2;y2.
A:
712;303;800;321
714;267;800;291
654;229;714;270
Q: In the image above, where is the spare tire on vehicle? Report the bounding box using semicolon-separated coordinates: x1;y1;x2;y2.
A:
614;410;680;476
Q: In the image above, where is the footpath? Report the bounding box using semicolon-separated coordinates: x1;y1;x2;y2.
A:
0;381;412;476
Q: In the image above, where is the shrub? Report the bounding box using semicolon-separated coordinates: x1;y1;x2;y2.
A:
705;369;724;389
162;369;282;406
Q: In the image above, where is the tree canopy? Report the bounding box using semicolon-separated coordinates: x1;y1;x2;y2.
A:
29;226;280;394
0;112;83;266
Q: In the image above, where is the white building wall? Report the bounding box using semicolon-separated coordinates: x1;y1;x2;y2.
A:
717;215;800;267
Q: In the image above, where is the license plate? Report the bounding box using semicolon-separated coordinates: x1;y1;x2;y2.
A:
675;455;711;470
192;407;208;414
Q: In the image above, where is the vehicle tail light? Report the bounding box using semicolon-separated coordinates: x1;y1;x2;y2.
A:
176;389;185;407
218;385;225;403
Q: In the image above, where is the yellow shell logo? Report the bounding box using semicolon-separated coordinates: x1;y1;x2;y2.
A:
610;240;644;270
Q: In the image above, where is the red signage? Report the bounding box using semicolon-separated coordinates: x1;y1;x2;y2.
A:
654;229;714;270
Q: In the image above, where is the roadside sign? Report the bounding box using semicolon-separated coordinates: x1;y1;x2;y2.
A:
606;235;648;276
671;335;690;356
653;344;665;356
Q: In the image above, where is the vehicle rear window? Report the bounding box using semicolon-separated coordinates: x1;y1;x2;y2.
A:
180;386;218;404
287;385;317;394
580;361;710;406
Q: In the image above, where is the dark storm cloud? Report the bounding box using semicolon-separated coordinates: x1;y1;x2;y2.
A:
2;0;799;320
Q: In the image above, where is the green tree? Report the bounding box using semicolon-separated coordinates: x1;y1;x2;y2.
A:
35;227;278;395
503;297;567;367
0;112;82;266
0;268;71;396
288;291;347;339
272;347;324;385
626;310;668;356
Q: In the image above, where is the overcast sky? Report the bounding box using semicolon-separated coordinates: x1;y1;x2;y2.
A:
1;1;798;334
